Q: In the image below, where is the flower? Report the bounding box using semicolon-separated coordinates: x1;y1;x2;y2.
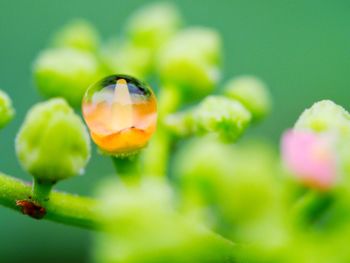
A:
281;130;337;190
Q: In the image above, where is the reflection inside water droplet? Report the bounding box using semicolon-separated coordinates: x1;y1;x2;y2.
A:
82;74;157;154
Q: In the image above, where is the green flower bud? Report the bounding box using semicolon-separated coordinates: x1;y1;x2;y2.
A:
16;98;90;183
294;100;350;185
95;177;235;263
0;90;15;129
126;2;181;50
33;48;101;107
224;75;271;120
195;96;251;140
166;96;251;141
294;100;350;137
174;137;280;223
52;19;100;52
173;137;288;262
101;40;152;79
158;27;222;99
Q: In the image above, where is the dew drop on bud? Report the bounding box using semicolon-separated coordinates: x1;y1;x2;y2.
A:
82;75;157;155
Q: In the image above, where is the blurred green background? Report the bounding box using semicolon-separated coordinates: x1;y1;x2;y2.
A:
0;0;349;262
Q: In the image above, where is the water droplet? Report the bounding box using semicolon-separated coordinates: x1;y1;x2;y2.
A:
82;75;157;155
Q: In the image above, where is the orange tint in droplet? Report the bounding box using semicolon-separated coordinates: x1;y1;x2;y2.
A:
82;75;157;155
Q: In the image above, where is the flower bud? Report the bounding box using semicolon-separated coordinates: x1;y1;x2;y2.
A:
126;3;181;50
33;48;101;107
52;19;100;52
0;90;15;129
101;40;152;79
281;130;337;190
175;137;280;213
158;27;222;99
194;96;251;140
294;100;350;137
295;101;350;184
166;96;251;141
16;98;90;182
95;177;235;262
285;101;350;190
224;76;271;120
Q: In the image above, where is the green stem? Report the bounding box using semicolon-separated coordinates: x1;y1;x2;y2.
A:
0;172;237;260
32;178;54;204
0;172;98;229
291;190;333;227
111;154;140;177
142;84;181;176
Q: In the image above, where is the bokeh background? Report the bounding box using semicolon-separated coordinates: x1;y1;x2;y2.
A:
0;0;349;262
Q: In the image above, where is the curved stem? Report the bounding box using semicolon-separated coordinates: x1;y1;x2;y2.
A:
0;172;237;260
0;172;98;229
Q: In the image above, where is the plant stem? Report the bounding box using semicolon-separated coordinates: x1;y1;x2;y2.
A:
111;154;140;177
32;178;54;204
142;84;181;176
0;172;237;260
291;189;333;227
0;172;98;229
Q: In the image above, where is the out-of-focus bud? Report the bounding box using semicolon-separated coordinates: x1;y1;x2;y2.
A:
175;137;287;261
98;178;173;228
194;96;251;140
101;40;153;79
166;96;251;141
33;48;101;107
281;130;337;190
0;90;15;129
224;76;271;120
52;19;100;52
293;100;350;185
126;2;181;50
158;27;222;99
294;100;350;137
16;98;90;183
94;177;235;263
175;137;280;221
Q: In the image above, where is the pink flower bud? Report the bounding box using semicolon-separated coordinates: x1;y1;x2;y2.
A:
281;130;337;190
